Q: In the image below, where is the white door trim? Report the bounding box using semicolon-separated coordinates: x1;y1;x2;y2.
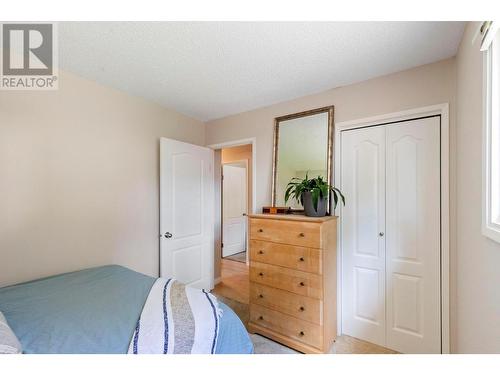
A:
207;138;257;277
207;137;257;216
334;103;450;353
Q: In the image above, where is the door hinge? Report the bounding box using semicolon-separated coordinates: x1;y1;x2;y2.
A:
221;243;224;248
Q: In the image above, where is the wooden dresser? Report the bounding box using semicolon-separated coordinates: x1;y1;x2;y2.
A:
247;214;337;354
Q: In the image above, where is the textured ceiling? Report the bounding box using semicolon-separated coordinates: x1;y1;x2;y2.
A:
59;22;465;121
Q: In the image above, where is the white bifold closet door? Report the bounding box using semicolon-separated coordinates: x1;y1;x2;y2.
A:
341;124;387;347
341;117;441;354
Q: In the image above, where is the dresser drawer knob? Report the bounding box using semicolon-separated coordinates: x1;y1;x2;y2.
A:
299;306;305;311
299;331;305;336
299;257;305;262
299;281;305;286
258;229;264;233
299;233;305;237
259;272;264;276
258;250;264;254
259;294;264;298
258;316;264;320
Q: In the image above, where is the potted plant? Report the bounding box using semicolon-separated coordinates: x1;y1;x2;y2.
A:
285;173;345;217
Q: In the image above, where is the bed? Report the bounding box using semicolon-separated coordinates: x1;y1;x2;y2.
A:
0;265;253;354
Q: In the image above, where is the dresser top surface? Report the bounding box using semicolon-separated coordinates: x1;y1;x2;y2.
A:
248;213;337;223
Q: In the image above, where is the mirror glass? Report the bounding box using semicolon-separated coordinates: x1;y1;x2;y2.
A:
274;111;330;209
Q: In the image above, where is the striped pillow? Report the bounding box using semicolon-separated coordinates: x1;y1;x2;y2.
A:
0;312;22;354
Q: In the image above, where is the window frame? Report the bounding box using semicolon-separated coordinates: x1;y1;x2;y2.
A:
483;32;500;244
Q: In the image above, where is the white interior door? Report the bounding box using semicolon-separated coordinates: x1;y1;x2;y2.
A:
341;126;387;347
160;138;214;290
385;117;441;354
340;117;441;354
222;163;247;257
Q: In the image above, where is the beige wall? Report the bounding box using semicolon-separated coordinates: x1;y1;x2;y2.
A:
0;70;205;287
455;22;500;353
206;58;459;350
206;58;457;210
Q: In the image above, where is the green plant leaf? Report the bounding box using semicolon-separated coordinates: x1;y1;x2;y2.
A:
320;184;328;199
311;188;319;211
284;185;293;204
283;172;346;211
332;187;346;206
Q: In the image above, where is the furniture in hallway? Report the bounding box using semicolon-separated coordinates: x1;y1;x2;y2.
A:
247;214;337;354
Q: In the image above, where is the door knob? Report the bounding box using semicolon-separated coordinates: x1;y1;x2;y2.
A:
379;232;384;237
164;232;173;239
242;213;247;216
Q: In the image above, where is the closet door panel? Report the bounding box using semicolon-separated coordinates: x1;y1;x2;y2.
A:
385;117;441;354
341;126;386;347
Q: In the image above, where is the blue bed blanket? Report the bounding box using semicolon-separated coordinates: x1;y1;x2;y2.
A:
0;265;253;354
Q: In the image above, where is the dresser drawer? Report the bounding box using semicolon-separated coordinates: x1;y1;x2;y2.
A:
250;304;322;349
249;218;321;248
250;283;322;324
250;239;322;274
250;262;323;299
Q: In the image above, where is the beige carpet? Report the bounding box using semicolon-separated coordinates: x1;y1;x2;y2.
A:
215;294;397;354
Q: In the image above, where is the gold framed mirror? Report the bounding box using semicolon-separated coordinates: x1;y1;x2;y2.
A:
271;105;334;214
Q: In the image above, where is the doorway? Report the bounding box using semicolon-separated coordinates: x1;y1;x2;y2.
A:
209;142;254;305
